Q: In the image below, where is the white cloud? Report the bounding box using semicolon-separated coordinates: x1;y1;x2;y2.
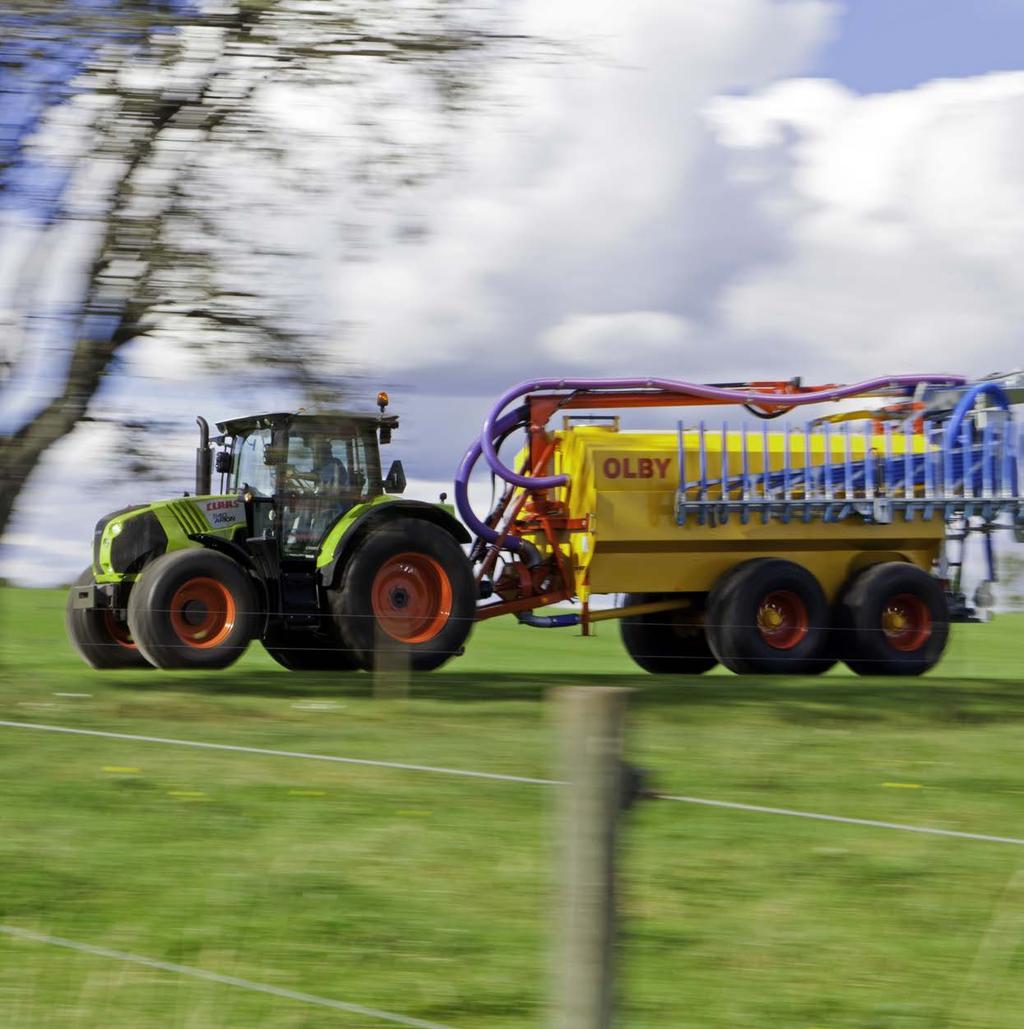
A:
127;332;208;384
707;72;1024;380
331;0;839;380
540;311;694;371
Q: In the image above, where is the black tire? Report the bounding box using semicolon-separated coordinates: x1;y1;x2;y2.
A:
127;549;261;670
619;593;717;675
65;568;150;670
838;562;949;676
263;627;361;671
706;558;833;675
331;519;475;672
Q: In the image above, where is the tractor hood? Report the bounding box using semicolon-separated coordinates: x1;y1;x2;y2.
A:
93;494;247;582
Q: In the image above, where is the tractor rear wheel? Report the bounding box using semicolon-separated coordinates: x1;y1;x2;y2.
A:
619;593;717;675
330;519;475;672
66;568;150;670
128;549;261;670
706;558;833;675
263;627;361;671
839;562;949;676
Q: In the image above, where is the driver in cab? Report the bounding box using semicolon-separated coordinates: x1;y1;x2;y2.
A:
313;440;348;493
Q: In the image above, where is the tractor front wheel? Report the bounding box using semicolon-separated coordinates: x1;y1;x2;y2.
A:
330;520;475;672
128;549;261;670
66;568;150;670
619;593;717;675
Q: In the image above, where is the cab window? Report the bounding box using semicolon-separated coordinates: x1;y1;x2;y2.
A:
234;429;274;496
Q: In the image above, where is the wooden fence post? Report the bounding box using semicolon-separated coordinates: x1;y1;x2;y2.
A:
552;687;630;1029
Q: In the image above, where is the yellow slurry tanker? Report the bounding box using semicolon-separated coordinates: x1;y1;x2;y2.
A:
455;372;1024;676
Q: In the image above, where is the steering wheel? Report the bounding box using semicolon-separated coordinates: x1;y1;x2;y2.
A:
280;466;318;494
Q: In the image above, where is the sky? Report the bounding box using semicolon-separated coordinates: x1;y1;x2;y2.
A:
809;0;1024;92
4;0;1024;585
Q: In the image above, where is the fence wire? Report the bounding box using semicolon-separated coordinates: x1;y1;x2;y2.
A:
3;718;1022;848
0;925;456;1029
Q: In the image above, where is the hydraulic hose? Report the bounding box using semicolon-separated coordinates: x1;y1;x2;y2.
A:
942;381;1011;451
454;404;529;548
516;611;580;629
480;374;966;491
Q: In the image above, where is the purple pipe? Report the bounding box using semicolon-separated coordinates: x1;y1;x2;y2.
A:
480;374;966;490
454;405;529;547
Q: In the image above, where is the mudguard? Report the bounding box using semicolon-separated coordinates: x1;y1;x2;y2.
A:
316;498;470;589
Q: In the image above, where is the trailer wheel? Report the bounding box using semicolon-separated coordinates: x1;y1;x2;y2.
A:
331;519;475;672
127;549;261;670
839;562;949;676
65;569;150;670
706;559;833;675
619;594;717;675
263;628;361;671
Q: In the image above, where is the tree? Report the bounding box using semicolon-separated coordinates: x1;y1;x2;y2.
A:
0;0;521;537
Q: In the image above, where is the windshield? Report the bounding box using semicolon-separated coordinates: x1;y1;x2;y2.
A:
232;419;384;557
233;423;382;499
280;424;382;499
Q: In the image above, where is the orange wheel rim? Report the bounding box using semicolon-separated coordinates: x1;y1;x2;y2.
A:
882;593;932;652
169;577;236;649
103;611;136;650
371;553;452;644
756;590;809;650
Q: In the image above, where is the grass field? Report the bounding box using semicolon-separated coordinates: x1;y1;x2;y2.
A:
3;587;1024;1027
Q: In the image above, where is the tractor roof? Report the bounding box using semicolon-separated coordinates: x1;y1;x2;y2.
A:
216;410;398;436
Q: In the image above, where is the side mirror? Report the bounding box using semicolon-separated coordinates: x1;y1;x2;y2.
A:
215;451;233;474
379;425;392;445
383;459;406;494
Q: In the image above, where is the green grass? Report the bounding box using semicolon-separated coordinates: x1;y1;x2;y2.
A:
3;588;1024;1027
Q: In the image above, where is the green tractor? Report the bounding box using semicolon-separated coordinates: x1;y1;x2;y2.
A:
67;395;476;672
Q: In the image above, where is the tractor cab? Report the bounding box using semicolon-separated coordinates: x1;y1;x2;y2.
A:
211;408;404;558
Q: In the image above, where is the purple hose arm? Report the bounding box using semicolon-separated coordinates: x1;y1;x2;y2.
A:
454;405;529;547
480;375;967;491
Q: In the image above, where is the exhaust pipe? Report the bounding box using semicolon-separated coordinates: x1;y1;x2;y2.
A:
195;416;212;496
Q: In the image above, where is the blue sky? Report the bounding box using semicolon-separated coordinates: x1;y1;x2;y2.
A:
4;0;1024;585
813;0;1024;92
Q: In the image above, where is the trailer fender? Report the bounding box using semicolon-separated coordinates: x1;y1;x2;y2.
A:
846;550;915;580
317;500;471;590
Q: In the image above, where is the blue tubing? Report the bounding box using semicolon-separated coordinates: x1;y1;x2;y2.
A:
943;382;1011;452
516;611;581;629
